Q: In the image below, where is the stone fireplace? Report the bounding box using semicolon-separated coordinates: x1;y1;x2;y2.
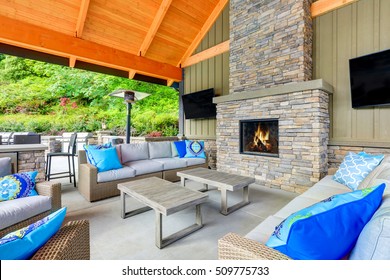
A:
240;119;279;157
214;0;332;193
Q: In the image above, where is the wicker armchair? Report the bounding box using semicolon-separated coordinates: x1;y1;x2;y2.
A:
218;233;291;260
0;181;62;237
31;220;90;260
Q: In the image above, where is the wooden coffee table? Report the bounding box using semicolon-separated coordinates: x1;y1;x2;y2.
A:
117;177;208;249
177;168;255;215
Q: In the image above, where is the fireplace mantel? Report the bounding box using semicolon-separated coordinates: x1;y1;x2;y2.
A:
213;79;333;104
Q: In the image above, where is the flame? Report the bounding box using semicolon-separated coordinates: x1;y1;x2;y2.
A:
253;124;269;148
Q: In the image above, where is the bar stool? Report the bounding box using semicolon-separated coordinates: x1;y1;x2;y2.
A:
45;133;77;187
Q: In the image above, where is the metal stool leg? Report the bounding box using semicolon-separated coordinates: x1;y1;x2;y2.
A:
72;155;76;188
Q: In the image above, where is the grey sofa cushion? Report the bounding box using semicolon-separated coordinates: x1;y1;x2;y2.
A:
350;193;390;260
0;195;51;230
359;156;390;190
0;157;12;177
97;166;136;183
148;141;172;159
121;143;149;163
152;158;187;170
123;160;163;176
185;157;206;166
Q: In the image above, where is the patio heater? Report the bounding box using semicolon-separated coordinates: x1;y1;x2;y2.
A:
109;89;150;144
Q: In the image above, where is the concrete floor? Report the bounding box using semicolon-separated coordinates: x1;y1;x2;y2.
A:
50;157;297;260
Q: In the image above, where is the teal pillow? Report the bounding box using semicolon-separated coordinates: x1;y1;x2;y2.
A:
83;143;112;164
333;152;384;190
0;207;67;260
87;146;122;172
184;140;206;159
266;183;385;260
0;171;38;202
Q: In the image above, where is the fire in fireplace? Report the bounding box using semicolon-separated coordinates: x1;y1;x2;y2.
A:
239;119;279;157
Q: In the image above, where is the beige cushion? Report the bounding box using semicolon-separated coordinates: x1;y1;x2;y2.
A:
148;141;172;159
121;143;149;163
273;196;318;219
245;215;284;244
359;156;390;190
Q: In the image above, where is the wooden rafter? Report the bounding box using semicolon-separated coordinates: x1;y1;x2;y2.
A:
181;40;229;68
311;0;359;17
139;0;172;57
75;0;90;37
0;15;182;81
177;0;229;67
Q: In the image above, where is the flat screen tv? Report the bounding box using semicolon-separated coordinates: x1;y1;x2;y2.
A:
349;49;390;108
182;88;216;119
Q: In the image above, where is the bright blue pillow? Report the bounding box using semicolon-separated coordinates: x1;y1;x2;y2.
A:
266;183;385;260
0;171;38;202
0;207;67;260
358;151;385;160
87;146;122;172
83;143;112;164
333;152;384;190
174;141;187;158
184;140;206;159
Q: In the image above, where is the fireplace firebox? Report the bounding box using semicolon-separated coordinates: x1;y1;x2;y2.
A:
239;119;279;157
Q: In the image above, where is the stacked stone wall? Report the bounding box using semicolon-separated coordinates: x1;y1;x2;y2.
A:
18;151;46;182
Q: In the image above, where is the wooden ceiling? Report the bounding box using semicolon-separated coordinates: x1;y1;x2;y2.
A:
0;0;357;85
0;0;228;85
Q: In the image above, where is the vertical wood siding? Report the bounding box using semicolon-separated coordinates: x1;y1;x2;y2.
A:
183;6;229;139
314;0;390;144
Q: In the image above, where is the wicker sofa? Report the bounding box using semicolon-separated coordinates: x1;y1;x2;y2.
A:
78;141;208;202
219;159;390;260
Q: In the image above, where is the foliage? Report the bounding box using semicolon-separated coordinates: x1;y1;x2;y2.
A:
0;54;179;136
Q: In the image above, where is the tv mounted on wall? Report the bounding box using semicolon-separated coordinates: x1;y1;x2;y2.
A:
349;49;390;108
182;88;217;119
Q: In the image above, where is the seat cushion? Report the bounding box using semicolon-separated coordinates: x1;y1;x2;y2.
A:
273;196;319;220
184;157;206;166
97;167;136;183
121;143;149;163
151;158;187;170
148;142;172;159
123;160;163;176
350;193;390;260
0;195;52;230
245;215;284;244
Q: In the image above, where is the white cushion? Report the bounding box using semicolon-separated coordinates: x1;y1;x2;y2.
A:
121;143;149;163
148;142;172;159
350;194;390;260
0;196;51;230
97;166;136;183
123;160;163;176
151;158;187;170
245;215;284;244
273;196;318;219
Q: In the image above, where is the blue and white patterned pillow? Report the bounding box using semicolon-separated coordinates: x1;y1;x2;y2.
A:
333;152;384;190
184;140;206;159
0;171;38;202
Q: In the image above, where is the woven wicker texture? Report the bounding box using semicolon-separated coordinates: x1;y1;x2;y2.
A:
0;211;50;237
218;233;291;260
31;220;90;260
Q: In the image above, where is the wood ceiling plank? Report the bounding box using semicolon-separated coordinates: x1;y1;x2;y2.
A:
312;0;359;17
75;0;90;37
138;0;173;57
181;39;229;67
176;0;229;67
0;15;182;81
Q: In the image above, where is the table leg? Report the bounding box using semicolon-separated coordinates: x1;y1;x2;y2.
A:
156;211;163;249
220;186;250;216
120;191;151;219
181;177;186;187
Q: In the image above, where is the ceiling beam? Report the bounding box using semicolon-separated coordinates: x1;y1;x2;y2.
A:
139;0;172;57
181;40;229;68
75;0;90;37
177;0;229;67
0;15;182;82
311;0;359;17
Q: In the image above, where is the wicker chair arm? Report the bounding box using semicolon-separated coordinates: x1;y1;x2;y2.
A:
35;181;62;210
31;220;90;260
218;233;291;260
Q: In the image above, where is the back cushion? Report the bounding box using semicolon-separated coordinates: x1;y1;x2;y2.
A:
0;157;12;177
148;142;172;159
121;142;149;163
